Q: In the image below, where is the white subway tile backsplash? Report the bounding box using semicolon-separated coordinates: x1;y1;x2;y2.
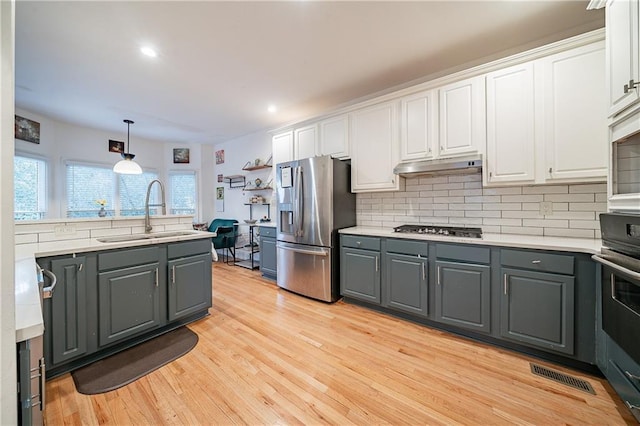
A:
501;226;544;236
355;175;606;239
544;193;594;202
483;187;523;195
523;219;569;228
544;228;596;238
522;185;568;194
501;194;544;203
569;183;607;193
15;233;38;244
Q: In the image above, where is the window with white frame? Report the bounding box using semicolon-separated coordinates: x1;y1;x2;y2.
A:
14;154;47;220
66;161;159;218
169;171;197;215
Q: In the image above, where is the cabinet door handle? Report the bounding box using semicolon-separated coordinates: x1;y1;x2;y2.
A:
78;263;83;272
422;261;426;281
375;256;379;272
531;260;541;264
624;79;640;94
503;274;508;295
625;371;640;381
155;268;159;287
625;401;640;412
171;265;176;284
437;266;441;285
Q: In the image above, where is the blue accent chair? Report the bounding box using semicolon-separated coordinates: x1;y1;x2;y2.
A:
208;218;238;264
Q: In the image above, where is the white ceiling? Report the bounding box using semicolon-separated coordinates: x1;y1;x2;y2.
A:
15;1;604;145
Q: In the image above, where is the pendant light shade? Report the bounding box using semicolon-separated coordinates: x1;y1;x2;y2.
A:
113;119;142;174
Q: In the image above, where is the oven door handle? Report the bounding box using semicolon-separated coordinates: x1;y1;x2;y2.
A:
592;255;640;280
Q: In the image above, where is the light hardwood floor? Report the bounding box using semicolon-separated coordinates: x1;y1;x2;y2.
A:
45;262;635;425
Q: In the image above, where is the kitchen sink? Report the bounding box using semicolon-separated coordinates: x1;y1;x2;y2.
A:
97;230;199;243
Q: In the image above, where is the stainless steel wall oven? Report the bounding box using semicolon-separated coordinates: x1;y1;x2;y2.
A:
595;213;640;365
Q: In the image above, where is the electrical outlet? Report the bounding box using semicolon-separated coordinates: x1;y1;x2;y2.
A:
539;201;553;216
54;224;77;236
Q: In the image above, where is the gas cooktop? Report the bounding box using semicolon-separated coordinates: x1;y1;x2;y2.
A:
393;224;483;239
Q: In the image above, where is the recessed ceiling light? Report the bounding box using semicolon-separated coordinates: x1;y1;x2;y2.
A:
267;104;277;113
140;46;157;58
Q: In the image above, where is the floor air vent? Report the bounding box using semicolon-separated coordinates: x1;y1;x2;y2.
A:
530;363;595;395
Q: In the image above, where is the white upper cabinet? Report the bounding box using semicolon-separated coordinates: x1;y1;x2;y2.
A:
541;41;608;182
272;131;294;167
438;76;486;158
399;90;437;161
485;63;536;184
350;100;402;192
294;124;317;160
318;114;350;159
607;0;640;117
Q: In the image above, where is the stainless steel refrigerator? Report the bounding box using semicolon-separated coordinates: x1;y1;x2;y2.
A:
276;155;356;302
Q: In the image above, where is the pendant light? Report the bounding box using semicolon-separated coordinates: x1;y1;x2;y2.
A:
113;119;142;174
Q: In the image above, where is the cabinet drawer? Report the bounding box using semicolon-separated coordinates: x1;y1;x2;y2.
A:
386;238;428;257
98;246;160;271
259;226;276;238
341;235;380;251
436;243;490;264
501;249;573;275
167;239;211;259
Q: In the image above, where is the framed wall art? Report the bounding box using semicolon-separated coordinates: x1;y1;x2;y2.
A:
215;149;225;164
15;115;40;144
173;148;190;164
109;139;125;153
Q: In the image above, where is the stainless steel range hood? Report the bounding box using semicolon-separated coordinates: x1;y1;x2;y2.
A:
393;155;482;177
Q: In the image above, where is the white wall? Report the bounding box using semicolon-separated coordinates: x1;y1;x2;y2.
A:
15;108;206;222
210;130;273;245
1;0;17;422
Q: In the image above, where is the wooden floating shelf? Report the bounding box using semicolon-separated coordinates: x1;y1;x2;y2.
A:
242;164;272;171
244;186;273;191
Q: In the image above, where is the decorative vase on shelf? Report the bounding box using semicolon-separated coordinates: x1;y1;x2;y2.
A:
98;207;106;217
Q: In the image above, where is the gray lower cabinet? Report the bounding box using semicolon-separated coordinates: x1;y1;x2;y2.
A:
45;256;88;366
98;261;162;347
435;260;490;333
600;333;640;422
168;253;212;321
384;239;428;316
259;226;277;279
500;267;575;355
340;235;381;304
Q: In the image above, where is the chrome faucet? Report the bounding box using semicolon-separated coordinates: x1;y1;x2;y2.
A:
145;179;166;233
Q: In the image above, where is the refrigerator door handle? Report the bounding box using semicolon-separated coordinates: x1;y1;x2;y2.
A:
295;166;304;237
277;242;328;257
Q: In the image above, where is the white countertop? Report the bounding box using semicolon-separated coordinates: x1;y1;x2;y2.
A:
339;226;602;255
14;230;215;342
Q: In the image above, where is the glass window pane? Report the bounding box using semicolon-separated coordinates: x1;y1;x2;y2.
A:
66;163;115;218
14;155;47;220
119;172;159;216
169;172;196;215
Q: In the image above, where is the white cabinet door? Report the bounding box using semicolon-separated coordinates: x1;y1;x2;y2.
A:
438;76;486;158
400;90;437;161
318;115;350;159
541;41;608;182
350;100;402;192
485;63;536;184
272;131;293;167
294;125;317;160
607;0;640;117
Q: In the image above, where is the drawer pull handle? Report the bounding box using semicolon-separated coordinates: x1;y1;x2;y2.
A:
625;371;640;381
531;260;541;264
625;401;640;411
356;241;361;247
